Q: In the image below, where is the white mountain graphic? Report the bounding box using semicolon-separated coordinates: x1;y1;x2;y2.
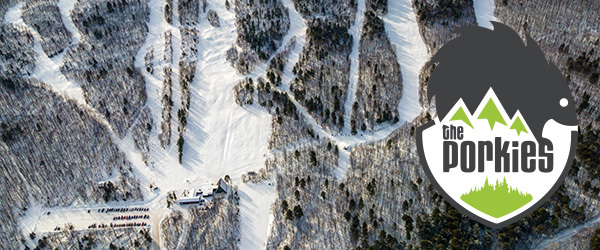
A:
441;88;533;137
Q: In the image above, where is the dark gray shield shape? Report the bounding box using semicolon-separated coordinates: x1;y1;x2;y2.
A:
416;22;579;229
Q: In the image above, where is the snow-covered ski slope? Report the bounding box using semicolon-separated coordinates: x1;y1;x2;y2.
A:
474;0;497;29
10;0;432;247
384;0;428;125
189;4;271;183
57;0;81;46
333;0;429;178
188;2;274;249
235;0;309;248
130;0;277;246
238;181;278;249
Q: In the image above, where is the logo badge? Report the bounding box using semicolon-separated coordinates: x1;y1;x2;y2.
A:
416;22;578;228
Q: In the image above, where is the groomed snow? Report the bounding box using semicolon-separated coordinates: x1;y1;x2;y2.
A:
270;0;429;181
4;2;24;25
473;0;497;29
188;0;272;186
383;0;427;125
238;181;277;249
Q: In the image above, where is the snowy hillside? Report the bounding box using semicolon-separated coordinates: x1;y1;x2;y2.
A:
0;0;598;249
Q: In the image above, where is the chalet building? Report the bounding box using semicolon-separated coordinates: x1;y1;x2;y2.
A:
177;178;231;206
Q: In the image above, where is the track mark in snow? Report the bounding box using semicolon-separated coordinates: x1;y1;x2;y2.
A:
473;0;497;29
383;0;427;124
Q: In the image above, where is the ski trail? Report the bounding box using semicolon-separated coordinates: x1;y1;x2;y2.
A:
384;0;427;124
342;0;366;136
7;1;162;246
5;2;119;141
275;0;431;179
4;2;24;24
279;0;307;94
187;2;275;249
335;0;366;179
234;0;308;248
5;2;85;106
57;0;81;46
238;182;277;250
473;0;497;29
189;0;271;189
170;0;185;151
132;0;186;183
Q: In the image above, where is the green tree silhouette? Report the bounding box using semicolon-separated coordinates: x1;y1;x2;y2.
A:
450;106;474;128
461;177;532;218
477;98;506;130
510;115;528;136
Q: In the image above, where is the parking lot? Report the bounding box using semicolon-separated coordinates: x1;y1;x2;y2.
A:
34;206;151;232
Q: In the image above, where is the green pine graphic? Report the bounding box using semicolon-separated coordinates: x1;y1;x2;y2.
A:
460;177;532;218
450;107;474;128
510;116;528;136
477;98;506;130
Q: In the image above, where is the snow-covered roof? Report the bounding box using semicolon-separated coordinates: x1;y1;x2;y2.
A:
178;196;200;203
217;178;231;194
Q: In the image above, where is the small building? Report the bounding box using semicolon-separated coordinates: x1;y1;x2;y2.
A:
178;196;200;205
215;178;231;198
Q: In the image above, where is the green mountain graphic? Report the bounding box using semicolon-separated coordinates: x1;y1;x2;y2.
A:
510;116;528;136
477;98;507;130
450;107;474;128
460;177;532;218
